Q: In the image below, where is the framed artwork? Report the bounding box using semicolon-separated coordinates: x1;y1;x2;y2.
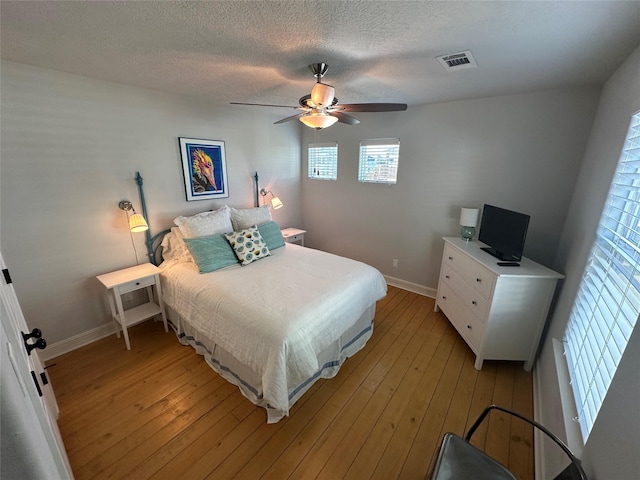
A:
179;137;229;201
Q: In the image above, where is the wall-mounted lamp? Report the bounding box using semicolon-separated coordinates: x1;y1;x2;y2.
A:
119;200;148;263
460;207;479;242
260;188;283;210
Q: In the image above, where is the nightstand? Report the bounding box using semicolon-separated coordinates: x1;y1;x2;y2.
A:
281;228;306;246
96;263;168;350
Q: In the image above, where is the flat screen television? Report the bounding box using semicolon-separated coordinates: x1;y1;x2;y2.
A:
478;204;530;261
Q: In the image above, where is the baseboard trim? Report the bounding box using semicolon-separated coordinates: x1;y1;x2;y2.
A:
41;323;116;361
533;363;544;480
384;275;435;298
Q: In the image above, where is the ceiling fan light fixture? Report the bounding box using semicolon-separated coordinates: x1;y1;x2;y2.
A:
311;83;335;107
299;113;338;129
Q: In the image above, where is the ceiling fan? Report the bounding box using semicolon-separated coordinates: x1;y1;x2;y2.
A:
231;63;408;129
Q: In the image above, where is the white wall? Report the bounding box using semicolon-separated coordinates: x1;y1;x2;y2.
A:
301;89;600;292
535;45;640;479
1;61;301;345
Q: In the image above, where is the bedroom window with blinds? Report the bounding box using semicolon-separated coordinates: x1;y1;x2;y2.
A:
563;111;640;441
308;142;338;180
358;138;400;184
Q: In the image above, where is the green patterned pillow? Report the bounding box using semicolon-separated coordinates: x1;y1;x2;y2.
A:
183;234;238;273
257;221;285;250
224;225;270;265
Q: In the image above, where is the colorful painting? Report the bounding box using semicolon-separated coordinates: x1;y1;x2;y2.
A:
179;138;229;201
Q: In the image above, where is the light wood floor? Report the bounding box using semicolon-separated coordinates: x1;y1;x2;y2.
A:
47;286;533;479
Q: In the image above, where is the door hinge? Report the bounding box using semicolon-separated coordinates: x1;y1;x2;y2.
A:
2;268;12;285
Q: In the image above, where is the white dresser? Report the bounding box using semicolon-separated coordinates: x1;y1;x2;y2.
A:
434;237;563;371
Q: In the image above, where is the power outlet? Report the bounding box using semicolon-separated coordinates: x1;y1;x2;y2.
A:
392;259;399;268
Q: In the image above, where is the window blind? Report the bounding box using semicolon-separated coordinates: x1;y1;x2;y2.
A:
358;138;399;184
308;142;338;180
563;111;640;440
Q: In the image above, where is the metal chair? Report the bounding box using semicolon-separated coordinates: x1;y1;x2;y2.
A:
429;404;588;480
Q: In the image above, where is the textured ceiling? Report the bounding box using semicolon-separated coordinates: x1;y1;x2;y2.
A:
2;1;640;110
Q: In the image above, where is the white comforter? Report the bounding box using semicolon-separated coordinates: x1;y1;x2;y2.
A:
160;243;387;414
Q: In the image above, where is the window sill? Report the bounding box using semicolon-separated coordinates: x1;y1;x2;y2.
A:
553;338;585;457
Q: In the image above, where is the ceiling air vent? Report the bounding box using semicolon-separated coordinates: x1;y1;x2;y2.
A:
436;50;477;71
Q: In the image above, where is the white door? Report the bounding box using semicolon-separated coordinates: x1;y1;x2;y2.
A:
0;252;74;479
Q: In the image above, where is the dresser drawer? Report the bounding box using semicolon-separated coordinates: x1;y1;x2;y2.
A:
441;263;490;322
117;275;156;294
442;244;495;297
436;282;485;352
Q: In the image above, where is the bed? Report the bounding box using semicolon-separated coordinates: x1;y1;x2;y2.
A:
156;202;387;423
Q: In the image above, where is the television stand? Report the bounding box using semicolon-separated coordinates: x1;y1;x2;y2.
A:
435;238;564;371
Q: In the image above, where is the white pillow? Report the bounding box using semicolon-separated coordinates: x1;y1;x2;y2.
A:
230;205;272;231
174;205;233;238
160;227;193;263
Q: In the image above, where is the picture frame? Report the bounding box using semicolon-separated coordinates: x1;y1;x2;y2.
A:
179;137;229;201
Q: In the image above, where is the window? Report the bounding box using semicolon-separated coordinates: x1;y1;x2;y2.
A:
358;138;400;184
308;142;338;180
563;111;640;440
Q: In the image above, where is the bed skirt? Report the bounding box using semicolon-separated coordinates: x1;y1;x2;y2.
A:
165;304;376;423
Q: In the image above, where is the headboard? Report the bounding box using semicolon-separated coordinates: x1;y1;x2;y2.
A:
134;170;262;265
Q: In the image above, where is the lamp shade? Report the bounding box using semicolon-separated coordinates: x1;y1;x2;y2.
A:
299;113;338;129
271;196;284;210
129;213;149;232
310;83;335;108
460;208;479;227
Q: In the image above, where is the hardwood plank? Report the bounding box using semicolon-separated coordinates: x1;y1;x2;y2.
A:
343;307;440;479
366;312;450;480
397;326;466;479
484;361;517;467
48;288;534;480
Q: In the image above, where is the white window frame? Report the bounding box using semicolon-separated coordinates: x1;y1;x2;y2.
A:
563;111;640;441
308;142;338;180
358;138;400;184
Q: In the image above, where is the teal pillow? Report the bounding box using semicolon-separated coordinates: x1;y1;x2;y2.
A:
183;234;238;273
257;221;285;250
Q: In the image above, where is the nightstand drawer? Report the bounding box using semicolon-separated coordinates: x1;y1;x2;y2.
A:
285;233;304;243
281;228;306;246
117;275;156;294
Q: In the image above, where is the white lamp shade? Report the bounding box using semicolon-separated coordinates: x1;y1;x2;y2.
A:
459;208;479;227
129;213;149;232
299;113;339;129
271;196;283;210
310;83;335;108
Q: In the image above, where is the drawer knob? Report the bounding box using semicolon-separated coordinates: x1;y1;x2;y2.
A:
472;300;477;305
442;296;447;300
448;256;453;260
467;325;472;330
135;282;140;285
445;275;450;279
476;278;482;283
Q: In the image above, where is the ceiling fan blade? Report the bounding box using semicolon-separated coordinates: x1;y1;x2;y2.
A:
230;102;299;109
274;112;307;124
334;103;408;113
331;111;360;125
